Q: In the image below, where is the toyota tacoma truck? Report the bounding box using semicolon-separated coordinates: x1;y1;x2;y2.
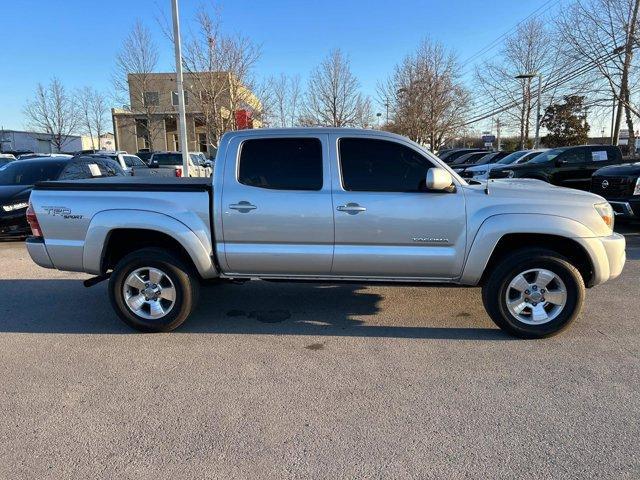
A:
24;128;626;338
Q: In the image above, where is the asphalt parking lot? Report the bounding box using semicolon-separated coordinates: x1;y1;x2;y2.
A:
0;228;639;479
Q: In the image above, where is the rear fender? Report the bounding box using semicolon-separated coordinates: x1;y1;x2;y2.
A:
82;210;217;278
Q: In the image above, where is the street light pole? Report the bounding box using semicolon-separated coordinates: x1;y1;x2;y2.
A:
171;0;190;177
534;73;542;149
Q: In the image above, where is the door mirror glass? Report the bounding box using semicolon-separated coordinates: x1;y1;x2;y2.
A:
426;168;454;192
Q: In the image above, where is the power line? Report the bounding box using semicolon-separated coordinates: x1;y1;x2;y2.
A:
457;0;564;78
461;48;620;127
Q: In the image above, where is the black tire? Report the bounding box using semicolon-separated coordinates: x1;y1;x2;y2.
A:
108;248;200;332
482;248;585;339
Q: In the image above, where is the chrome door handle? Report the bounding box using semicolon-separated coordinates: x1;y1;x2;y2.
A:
229;201;257;212
337;203;366;214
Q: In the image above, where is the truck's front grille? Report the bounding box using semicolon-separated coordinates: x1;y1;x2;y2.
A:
591;176;635;198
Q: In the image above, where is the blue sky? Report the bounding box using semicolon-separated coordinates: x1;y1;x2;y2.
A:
2;0;558;131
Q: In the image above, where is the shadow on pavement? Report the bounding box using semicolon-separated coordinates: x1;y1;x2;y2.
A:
0;279;509;340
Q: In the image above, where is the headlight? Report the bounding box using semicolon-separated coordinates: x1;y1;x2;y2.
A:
594;202;614;231
506;170;515;178
634;177;640;196
2;202;29;212
472;170;487;177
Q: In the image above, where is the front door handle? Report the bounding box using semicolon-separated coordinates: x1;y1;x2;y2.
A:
337;203;366;214
229;201;257;213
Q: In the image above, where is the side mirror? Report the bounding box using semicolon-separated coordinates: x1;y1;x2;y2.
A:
426;168;455;192
556;158;568;166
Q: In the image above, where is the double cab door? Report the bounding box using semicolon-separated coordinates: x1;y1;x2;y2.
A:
220;133;467;280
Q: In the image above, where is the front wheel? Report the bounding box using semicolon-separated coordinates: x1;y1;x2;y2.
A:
482;249;585;338
108;248;200;332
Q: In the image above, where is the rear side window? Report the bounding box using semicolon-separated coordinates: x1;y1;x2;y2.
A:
238;138;323;190
339;138;434;192
560;149;586;164
124;155;146;167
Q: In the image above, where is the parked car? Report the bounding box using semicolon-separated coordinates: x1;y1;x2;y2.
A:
18;153;73;160
453;151;512;176
81;152;173;177
439;148;487;163
488;145;625;190
0;155;125;238
190;152;212;176
136;150;153;164
462;149;547;180
590;161;640;220
148;151;207;177
2;150;33;158
449;151;489;166
26;128;625;339
0;154;16;168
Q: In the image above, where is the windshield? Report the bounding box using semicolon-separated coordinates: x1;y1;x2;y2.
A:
124;155;147;167
527;148;567;164
496;151;528;165
0;161;66;185
473;153;498;165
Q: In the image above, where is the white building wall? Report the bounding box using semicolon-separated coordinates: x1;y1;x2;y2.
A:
0;130;82;153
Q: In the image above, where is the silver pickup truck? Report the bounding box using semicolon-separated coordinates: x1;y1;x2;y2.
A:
25;128;626;338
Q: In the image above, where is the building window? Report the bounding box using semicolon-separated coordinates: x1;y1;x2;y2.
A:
198;133;207;153
172;91;188;106
135;119;150;149
143;92;159;107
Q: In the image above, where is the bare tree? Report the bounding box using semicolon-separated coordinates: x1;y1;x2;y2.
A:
176;8;261;147
78;87;110;149
113;20;161;150
302;49;362;127
23;78;79;152
266;73;302;127
474;18;564;148
380;39;470;149
557;0;640;150
354;95;375;129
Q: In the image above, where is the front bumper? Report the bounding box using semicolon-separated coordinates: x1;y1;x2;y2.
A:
608;199;640;218
25;236;55;269
579;233;626;286
0;209;30;237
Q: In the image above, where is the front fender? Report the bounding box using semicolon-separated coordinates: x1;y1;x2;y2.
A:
82;209;217;278
460;213;595;285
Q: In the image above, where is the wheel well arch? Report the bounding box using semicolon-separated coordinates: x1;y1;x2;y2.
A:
101;228;200;277
480;233;594;287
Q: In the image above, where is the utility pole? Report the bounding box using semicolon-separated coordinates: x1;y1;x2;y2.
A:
496;118;501;151
171;0;190;177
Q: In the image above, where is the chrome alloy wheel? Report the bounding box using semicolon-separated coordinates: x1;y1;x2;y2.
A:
123;267;176;320
505;268;567;325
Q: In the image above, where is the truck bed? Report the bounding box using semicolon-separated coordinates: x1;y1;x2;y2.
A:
34;176;211;192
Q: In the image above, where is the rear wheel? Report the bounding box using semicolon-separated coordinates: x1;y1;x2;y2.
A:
482;249;585;338
108;248;199;332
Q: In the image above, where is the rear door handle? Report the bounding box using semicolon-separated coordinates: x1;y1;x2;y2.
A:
337;203;366;214
229;201;257;212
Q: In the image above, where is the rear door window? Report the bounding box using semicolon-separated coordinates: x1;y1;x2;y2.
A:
559;149;586;164
238;138;323;190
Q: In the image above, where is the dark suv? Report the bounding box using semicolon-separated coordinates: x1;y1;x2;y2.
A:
590;161;640;219
488;145;624;191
